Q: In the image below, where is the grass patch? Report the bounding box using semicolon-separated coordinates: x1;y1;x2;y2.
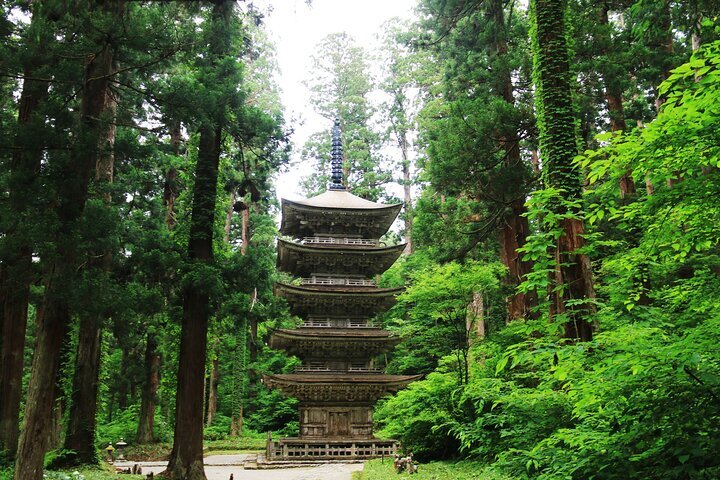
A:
353;459;515;480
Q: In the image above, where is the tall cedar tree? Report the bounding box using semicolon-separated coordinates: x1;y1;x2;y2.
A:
0;2;52;457
163;1;235;477
531;0;595;340
14;2;124;478
302;33;389;201
61;52;118;465
418;0;537;319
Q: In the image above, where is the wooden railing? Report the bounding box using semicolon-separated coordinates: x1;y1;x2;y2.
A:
301;277;377;287
266;437;398;460
301;237;379;247
300;319;374;328
295;366;383;374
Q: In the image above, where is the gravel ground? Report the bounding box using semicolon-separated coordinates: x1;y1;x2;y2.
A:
116;455;364;480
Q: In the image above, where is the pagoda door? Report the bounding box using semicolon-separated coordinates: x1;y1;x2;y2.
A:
328;411;350;436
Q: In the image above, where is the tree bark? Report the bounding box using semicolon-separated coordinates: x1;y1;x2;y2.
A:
467;291;485;341
532;0;595;341
490;0;537;320
224;189;236;245
0;6;51;457
14;4;122;475
597;4;636;198
61;319;103;464
205;358;219;427
62;52;118;466
136;334;161;444
400;134;414;254
240;205;250;255
164;119;182;230
499;200;537;320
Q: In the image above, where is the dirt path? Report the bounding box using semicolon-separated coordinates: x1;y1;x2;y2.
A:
117;455;364;480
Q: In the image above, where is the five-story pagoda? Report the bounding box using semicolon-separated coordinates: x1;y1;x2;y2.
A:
263;119;419;461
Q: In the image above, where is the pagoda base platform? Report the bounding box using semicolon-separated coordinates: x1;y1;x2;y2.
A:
265;436;398;462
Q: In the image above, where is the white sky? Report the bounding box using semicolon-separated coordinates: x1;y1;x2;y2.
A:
255;0;418;202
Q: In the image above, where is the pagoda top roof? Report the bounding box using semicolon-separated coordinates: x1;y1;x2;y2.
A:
280;191;402;238
288;189;399;210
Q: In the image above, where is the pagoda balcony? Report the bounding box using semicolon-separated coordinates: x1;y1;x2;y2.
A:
301;318;375;328
295;366;384;374
301;236;381;247
301;277;377;287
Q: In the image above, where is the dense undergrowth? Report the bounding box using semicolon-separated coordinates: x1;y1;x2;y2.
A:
373;39;720;480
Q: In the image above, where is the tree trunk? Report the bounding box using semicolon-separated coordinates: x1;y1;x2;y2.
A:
655;0;674;111
230;318;247;438
499;200;538;320
467;291;485;341
532;0;595;341
240;205;250;255
224;189;236;244
164;5;230;460
205;358;219;427
61;318;103;464
137;334;161;444
490;0;537;320
164;119;182;230
597;4;636;198
399;130;413;254
62;52;118;466
164;120;222;479
14;4;121;475
0;7;51;456
230;407;243;437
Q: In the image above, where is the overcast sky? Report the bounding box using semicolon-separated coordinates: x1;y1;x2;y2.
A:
254;0;418;201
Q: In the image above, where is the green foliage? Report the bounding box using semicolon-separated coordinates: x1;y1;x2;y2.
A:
301;32;391;200
378;28;720;480
355;458;514;480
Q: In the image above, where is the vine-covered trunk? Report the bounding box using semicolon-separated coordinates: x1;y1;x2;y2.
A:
0;4;52;456
14;5;121;475
164;3;233;474
532;0;595;341
136;334;160;444
164;120;221;479
553;218;595;341
62;316;103;464
230;318;247;437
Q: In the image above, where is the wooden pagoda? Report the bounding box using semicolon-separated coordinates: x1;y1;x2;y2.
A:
263;119;419;461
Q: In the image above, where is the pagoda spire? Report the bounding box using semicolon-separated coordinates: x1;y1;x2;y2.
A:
329;118;345;190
